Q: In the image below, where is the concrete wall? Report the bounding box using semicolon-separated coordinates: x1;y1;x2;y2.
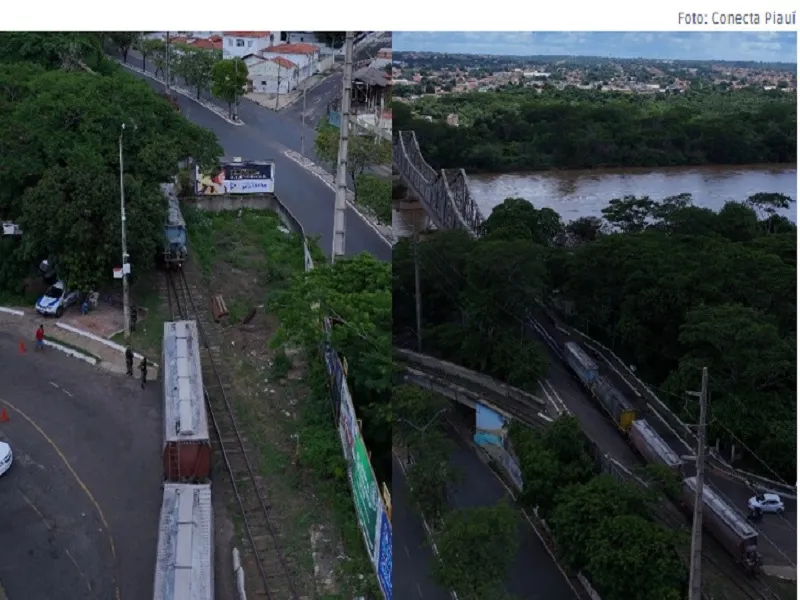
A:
185;194;304;235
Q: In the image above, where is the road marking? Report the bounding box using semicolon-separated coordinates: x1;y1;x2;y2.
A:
62;389;73;398
417;582;424;597
18;491;93;592
49;382;59;389
2;398;121;600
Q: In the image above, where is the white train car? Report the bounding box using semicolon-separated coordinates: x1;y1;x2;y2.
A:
153;483;214;600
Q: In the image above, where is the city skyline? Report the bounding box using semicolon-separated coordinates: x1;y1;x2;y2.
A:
393;32;798;63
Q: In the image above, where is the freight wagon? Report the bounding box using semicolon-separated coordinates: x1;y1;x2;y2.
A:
162;320;211;483
564;341;598;385
590;376;637;431
682;476;761;573
161;183;188;269
629;419;683;475
153;483;213;600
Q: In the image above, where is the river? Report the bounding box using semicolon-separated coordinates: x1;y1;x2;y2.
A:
392;165;797;237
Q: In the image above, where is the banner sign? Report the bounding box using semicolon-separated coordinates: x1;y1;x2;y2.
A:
351;435;380;560
195;161;275;195
375;507;392;600
474;402;507;448
338;381;358;460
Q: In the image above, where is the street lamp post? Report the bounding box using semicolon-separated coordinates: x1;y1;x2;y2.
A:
119;123;133;340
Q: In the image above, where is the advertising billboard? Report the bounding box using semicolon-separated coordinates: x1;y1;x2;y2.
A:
351;434;379;560
375;507;392;600
338;381;358;461
195;161;275;195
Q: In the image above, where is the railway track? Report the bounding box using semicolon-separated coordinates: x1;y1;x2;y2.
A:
166;268;300;600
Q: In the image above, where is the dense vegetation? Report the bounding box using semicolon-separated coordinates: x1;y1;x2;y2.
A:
393;191;796;482
392;87;796;172
0;32;221;293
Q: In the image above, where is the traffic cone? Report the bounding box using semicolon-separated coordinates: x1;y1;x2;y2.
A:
18;340;25;354
0;408;9;423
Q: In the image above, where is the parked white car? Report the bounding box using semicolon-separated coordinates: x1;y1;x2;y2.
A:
748;493;785;514
0;442;13;476
36;280;79;317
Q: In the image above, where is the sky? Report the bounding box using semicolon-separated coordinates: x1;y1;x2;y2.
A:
392;32;798;62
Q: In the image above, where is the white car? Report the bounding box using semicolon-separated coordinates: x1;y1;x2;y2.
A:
36;280;79;317
0;442;13;476
748;493;785;514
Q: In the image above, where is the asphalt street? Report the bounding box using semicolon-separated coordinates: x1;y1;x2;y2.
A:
392;455;452;600
444;426;576;600
529;315;797;568
119;55;391;262
0;331;163;600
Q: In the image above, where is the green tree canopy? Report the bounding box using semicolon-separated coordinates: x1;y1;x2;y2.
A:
211;58;248;117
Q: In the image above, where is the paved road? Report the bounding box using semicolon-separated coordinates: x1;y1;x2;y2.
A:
529;314;797;568
0;330;163;600
392;455;452;600
445;426;576;599
118;55;391;261
283;32;392;127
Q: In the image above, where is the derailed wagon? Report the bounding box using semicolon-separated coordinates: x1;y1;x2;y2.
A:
682;476;761;573
162;320;211;483
153;483;213;600
629;419;684;476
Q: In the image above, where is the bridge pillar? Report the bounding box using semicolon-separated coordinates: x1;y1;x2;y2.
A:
392;168;431;239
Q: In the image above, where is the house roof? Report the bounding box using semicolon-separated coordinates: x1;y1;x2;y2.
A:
190;38;222;50
223;31;272;38
264;43;319;55
353;66;391;88
270;57;297;70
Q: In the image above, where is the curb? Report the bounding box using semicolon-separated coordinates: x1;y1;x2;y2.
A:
115;60;245;126
282;150;394;247
393;451;459;600
0;307;24;316
54;322;154;366
43;340;99;365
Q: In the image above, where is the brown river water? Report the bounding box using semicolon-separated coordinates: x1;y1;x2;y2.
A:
392;165;797;238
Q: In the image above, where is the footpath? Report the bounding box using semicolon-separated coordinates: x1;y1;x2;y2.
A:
0;308;159;380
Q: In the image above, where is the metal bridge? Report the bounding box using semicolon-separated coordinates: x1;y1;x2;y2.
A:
392;131;485;234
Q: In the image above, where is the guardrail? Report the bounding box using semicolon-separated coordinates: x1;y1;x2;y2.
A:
271;199;392;599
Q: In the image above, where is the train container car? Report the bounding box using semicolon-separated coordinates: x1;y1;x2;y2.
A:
153;483;213;600
629;419;683;475
162;320;211;483
162;183;187;269
682;476;761;572
563;341;599;386
590;376;637;431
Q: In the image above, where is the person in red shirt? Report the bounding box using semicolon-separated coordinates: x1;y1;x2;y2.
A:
35;325;45;352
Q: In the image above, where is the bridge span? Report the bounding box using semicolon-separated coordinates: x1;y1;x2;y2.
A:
392;131;485;233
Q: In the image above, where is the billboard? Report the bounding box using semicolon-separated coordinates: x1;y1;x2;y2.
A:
195;161;275;195
351;434;380;560
375;507;392;600
338;381;358;460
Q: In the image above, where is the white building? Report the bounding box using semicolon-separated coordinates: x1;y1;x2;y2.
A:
246;56;299;94
264;43;331;80
222;31;281;59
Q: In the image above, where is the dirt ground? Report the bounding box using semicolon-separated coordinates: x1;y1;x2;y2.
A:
186;209;348;599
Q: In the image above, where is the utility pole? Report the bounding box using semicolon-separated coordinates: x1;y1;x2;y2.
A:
165;32;171;98
233;59;239;121
119;124;132;341
688;367;709;600
275;65;281;111
300;84;307;156
413;212;422;352
331;31;353;262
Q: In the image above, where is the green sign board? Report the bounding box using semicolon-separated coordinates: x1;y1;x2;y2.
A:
351;434;379;560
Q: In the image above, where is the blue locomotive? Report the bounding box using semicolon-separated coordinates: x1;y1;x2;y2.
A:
161;183;187;269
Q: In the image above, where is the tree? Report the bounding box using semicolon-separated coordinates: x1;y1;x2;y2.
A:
432;502;519;599
314;119;391;184
0;63;221;291
314;32;346;49
211;58;248;118
175;47;219;100
136;37;162;73
354;173;391;225
0;32;105;71
108;32;140;63
271;252;392;480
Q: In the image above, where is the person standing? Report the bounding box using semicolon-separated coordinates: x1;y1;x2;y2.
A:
139;356;148;389
35;325;45;352
125;346;134;376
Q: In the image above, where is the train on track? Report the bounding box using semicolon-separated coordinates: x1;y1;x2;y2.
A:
161;183;188;269
562;340;762;573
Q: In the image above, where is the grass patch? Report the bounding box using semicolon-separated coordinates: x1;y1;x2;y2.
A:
109;270;167;360
355;172;391;225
